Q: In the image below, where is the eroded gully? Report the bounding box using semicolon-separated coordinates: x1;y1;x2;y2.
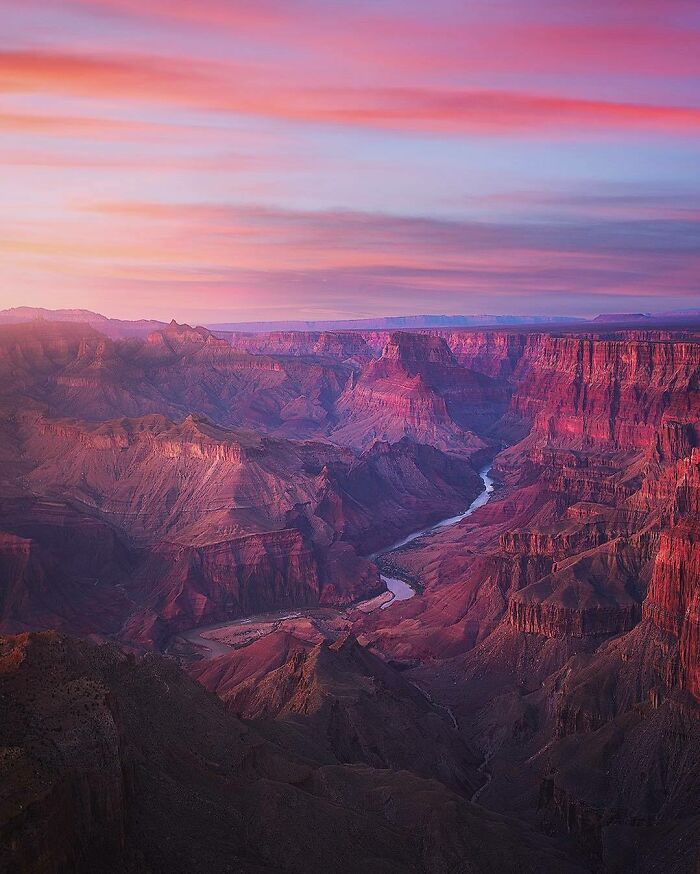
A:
175;465;495;657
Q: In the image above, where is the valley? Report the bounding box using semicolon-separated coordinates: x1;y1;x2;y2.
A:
171;464;496;655
0;315;698;873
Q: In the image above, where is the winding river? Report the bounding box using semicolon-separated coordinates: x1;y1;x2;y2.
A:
175;464;494;656
374;464;494;608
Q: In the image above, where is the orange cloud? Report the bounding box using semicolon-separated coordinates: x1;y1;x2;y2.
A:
0;110;220;140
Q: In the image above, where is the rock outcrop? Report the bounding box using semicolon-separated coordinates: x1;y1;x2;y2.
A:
510;334;700;450
332;331;504;451
0;632;586;874
194;633;481;794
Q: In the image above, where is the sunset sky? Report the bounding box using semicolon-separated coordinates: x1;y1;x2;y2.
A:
1;0;699;322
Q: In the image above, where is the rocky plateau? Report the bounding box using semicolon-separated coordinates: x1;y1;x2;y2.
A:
0;316;698;873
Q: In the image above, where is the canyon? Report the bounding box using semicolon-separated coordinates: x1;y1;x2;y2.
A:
0;315;698;873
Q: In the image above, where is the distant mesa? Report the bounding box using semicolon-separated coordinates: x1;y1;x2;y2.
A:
592;308;700;324
592;312;651;322
205;312;584;332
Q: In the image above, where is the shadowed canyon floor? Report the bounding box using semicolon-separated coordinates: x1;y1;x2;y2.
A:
173;464;495;657
0;318;698;873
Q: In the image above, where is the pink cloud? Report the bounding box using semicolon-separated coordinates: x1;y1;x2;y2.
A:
32;0;700;80
5;200;691;304
1;0;697;321
2;49;700;136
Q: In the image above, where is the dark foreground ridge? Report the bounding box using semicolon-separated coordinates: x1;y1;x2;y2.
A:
0;632;585;874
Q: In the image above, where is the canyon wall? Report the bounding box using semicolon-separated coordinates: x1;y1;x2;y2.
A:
1;318;699;872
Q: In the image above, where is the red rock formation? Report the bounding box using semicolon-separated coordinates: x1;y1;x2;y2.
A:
2;317;699;872
332;331;502;451
225;329;377;363
429;330;527;378
313;437;483;553
507;538;647;638
510;334;700;450
1;381;485;642
0;499;133;636
189;629;315;694
346;328;700;873
541;681;700;870
124;531;384;648
0;320;354;436
644;522;700;700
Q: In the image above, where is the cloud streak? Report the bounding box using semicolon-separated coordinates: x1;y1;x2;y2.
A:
1;0;698;319
2;49;700;136
3;200;696;320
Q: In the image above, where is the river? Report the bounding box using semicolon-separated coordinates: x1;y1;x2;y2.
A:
374;464;493;608
175;464;494;655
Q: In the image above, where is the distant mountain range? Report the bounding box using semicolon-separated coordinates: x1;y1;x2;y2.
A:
1;306;699;335
0;307;167;338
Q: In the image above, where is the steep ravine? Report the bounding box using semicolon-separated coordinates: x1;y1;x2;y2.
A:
174;465;496;656
375;464;494;608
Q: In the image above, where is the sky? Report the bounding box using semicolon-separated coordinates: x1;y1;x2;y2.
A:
1;0;699;323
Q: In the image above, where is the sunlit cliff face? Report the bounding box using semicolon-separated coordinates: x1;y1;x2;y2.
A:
1;0;699;322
